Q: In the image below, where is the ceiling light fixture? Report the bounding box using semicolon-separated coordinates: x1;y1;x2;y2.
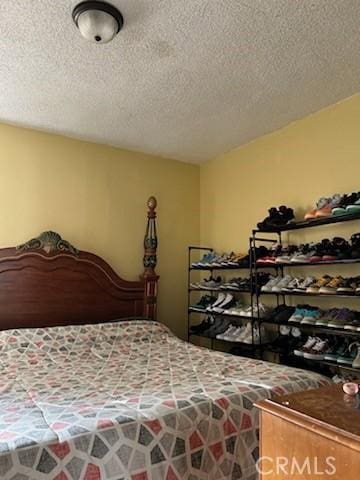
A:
72;1;124;44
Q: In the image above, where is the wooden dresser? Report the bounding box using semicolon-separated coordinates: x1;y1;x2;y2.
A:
255;383;360;479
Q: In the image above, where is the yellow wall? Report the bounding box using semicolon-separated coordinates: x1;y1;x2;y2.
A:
0;123;200;338
200;93;360;313
201;94;360;248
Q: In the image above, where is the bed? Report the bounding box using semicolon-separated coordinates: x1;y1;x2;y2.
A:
0;197;329;480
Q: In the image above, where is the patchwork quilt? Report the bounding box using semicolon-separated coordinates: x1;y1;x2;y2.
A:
0;320;329;480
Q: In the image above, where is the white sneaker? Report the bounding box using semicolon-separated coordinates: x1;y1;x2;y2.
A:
212;293;235;313
216;324;235;340
242;324;262;344
236;322;252;342
294;336;318;357
272;275;293;292
253;303;270;318
225;326;244;342
206;293;226;311
261;276;282;292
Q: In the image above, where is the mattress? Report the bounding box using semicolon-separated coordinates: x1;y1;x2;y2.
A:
0;320;329;480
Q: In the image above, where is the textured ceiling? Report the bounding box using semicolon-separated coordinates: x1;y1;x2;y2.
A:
0;1;360;163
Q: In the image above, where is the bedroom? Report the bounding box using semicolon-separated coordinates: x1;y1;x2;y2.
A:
0;1;359;479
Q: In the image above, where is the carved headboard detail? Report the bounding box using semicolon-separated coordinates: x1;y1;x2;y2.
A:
0;197;159;330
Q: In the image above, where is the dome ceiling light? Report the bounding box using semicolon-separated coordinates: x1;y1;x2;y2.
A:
72;1;124;44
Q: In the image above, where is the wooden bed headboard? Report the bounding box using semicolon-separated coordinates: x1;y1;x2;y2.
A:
0;197;159;330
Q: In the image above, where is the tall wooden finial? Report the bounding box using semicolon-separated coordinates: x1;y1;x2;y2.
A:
142;197;159;320
143;196;158;276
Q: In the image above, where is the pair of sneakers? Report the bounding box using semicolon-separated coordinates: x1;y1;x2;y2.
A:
207;293;235;313
294;336;329;360
217;322;253;343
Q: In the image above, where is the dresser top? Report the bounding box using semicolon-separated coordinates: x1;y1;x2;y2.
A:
256;383;360;449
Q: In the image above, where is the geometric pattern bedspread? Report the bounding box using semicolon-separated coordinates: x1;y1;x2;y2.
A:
0;320;329;480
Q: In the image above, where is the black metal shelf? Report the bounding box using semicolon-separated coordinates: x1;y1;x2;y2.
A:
253;212;360;233
256;258;360;268
189;287;251;293
260;319;360;337
189;330;261;348
188;307;259;321
291;354;360;373
260;291;360;299
189;265;250;271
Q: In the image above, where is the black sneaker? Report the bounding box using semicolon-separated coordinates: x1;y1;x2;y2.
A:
190;317;212;334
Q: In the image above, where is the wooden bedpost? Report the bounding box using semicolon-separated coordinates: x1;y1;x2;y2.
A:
142;196;159;320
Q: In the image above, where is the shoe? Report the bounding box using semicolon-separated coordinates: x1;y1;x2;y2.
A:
273;305;295;322
190;295;217;311
223;300;246;316
350;342;360;368
337;343;358;365
350;233;360;259
336;277;356;294
303;338;330;360
328;309;354;329
304;197;329;220
261;275;282;292
263;305;294;323
305;275;332;294
315;194;342;218
235;323;254;343
242;323;264;344
332;192;360;215
293;276;316;293
281;277;304;293
211;293;235;313
207;318;232;337
294;336;318;357
192;252;213;268
206;292;226;311
272;275;294;292
257;206;294;230
198;252;218;267
240;305;254;317
198;276;223;290
190;317;212;334
324;339;346;361
315;309;338;327
290;244;317;263
344;313;360;331
301;307;323;325
288;306;307;323
275;245;298;264
319;276;344;294
216;324;237;340
252;303;271;319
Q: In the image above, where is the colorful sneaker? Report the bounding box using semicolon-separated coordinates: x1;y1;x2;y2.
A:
288;306;306;323
315;194;342;218
191;295;217;311
301;307;323;325
293;276;316;293
303;338;329;360
294;336;318;357
336;277;357;295
281;277;304;293
319;276;343;294
305;197;329;220
306;275;332;294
